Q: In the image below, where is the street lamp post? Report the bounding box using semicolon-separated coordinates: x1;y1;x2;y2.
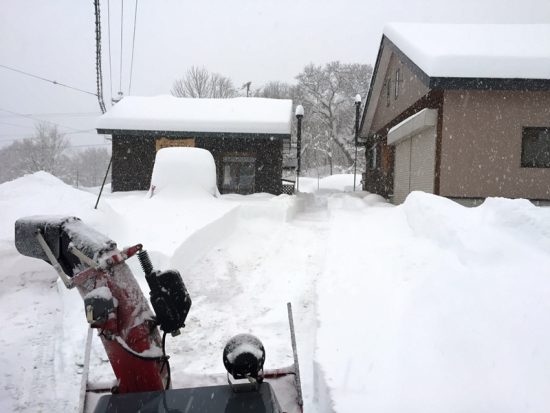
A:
295;105;304;192
354;94;362;191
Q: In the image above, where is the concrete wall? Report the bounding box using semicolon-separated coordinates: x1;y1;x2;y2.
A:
440;90;550;200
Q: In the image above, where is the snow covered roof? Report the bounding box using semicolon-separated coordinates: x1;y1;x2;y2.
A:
387;108;437;145
96;95;292;135
384;23;550;79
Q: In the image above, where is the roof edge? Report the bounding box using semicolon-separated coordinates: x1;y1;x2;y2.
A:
96;129;290;140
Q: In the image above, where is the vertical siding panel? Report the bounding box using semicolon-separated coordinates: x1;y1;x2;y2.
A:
410;127;436;195
394;139;411;204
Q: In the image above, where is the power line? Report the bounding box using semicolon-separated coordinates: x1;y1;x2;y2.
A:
0;107;90;133
0;111;100;118
119;0;124;93
107;0;113;104
72;143;111;148
0;120;36;129
0;64;97;97
128;0;139;94
0;130;98;142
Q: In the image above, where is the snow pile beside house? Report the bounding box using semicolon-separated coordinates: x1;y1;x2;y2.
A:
0;171;116;241
150;147;219;198
317;191;550;412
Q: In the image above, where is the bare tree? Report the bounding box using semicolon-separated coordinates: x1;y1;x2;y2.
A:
0;122;70;183
26;122;70;174
255;81;295;99
171;66;236;98
209;73;237;98
296;61;372;174
68;147;111;187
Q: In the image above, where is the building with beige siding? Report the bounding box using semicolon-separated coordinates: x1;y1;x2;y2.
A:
359;23;550;204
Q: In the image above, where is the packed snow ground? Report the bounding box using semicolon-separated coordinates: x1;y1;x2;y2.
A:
1;172;550;412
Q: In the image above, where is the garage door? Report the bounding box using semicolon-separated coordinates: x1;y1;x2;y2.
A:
393;126;436;204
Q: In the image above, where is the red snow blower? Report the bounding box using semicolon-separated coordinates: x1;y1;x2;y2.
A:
15;216;303;413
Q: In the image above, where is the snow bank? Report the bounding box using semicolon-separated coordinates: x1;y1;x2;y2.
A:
97;95;293;135
5;171;550;413
0;172;116;241
299;174;358;193
149;147;219;198
384;23;550;79
0;172;112;412
317;191;550;412
223;193;302;222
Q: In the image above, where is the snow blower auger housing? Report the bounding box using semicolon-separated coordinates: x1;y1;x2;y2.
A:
14;216;301;413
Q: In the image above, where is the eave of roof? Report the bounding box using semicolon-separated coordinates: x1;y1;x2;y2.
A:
97;129;290;140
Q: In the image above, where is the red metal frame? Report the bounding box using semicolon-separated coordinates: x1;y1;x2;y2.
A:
72;246;167;394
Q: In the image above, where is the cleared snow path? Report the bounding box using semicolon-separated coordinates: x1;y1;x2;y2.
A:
164;192;331;411
0;245;83;412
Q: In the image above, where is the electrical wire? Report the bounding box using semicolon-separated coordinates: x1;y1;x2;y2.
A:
71;143;111;148
0;112;100;118
119;0;124;93
0;107;88;133
107;0;113;104
0;64;97;97
128;0;139;94
0;129;97;141
0;120;36;129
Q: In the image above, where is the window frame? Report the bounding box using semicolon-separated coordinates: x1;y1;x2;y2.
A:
394;68;401;98
369;143;378;170
385;78;391;107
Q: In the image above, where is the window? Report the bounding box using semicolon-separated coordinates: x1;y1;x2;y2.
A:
386;78;391;107
222;155;256;194
522;127;550;168
369;143;378;170
395;68;401;98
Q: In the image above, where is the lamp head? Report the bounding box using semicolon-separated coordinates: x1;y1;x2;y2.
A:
295;104;304;119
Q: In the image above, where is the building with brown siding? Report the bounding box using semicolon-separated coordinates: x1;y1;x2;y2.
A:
96;96;292;195
359;23;550;204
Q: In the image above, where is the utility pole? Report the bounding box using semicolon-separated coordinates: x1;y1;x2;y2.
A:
354;94;362;191
242;81;251;97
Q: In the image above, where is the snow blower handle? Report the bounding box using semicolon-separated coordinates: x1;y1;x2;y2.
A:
138;250;192;337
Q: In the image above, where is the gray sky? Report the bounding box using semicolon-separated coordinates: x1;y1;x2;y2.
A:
1;0;549;149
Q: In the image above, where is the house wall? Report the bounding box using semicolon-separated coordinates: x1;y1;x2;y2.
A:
370;49;430;134
440;90;550;200
196;137;283;195
111;135;283;194
112;135;156;191
362;42;432;198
